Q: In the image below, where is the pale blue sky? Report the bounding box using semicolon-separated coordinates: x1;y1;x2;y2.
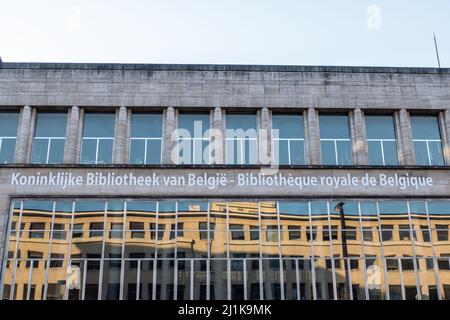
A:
0;0;449;67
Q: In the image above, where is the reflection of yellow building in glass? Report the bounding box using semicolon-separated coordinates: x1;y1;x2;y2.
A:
1;199;449;300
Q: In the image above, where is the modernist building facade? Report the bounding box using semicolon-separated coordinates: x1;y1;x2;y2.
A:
0;62;449;300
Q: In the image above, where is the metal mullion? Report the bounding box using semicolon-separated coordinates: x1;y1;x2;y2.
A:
375;200;390;300
81;261;87;300
276;201;284;300
0;201;18;300
190;259;194;300
426;141;432;165
119;201;127;300
206;201;211;300
173;201;179;300
226;202;231;300
152;202;159;300
97;201;108;300
424;201;442;300
326;202;337;300
9;201;24;300
26;260;33;300
46;138;51;164
258;202;263;300
136;260;141;300
243;258;247;300
406;201;422;300
308;202;317;300
380;141;386;165
334;140;339;165
144;139;148;164
96;138;101;164
43;201;56;300
295;259;300;300
398;257;405;300
287;139;291;165
63;201;76;300
357;201;370;300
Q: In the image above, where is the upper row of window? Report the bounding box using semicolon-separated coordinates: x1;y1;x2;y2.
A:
0;111;445;166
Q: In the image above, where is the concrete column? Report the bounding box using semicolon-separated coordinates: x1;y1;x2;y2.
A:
439;110;450;165
259;107;272;165
395;109;415;165
14;105;33;163
113;106;128;164
306;108;321;165
350;109;369;165
162;107;176;164
63;106;80;164
211;107;224;164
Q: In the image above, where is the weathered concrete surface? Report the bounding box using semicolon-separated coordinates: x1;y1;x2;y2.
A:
1;63;450;109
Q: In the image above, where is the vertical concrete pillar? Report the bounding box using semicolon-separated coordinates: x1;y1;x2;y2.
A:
350;109;369;165
306;108;321;165
259;107;272;165
439;110;450;165
14;105;33;163
162;107;176;164
395;109;415;165
64;106;80;164
113;106;128;164
211;107;224;164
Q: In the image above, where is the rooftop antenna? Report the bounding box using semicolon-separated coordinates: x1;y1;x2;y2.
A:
433;32;441;68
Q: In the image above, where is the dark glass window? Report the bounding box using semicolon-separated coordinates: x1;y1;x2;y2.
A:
0;112;19;164
129;113;162;164
411;116;444;166
272;115;305;165
31;113;67;164
319;115;352;165
365;115;398;165
81;113;115;164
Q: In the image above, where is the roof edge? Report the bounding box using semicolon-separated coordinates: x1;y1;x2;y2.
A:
1;62;449;74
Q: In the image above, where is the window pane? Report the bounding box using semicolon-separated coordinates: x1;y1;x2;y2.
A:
413;141;429;165
81;139;97;164
97;139;113;164
411;116;441;140
226;114;257;131
290;140;305;165
35;113;67;137
272;115;304;139
365;116;396;139
83;114;115;137
131;114;162;138
48;139;65;164
31;139;49;164
178;114;210;136
319;115;350;139
336;140;352;165
383;141;399;165
367;141;383;165
129;139;145;164
428;141;444;165
0;138;16;164
244;138;258;164
146;139;161;164
0;113;19;136
321;140;336;165
275;139;289;165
